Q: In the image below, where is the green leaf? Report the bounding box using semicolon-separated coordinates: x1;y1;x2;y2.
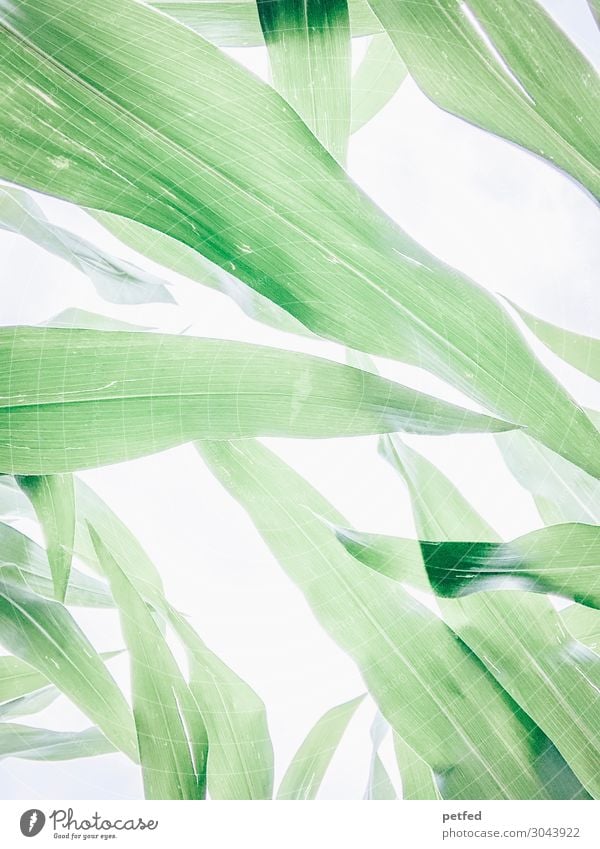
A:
393;733;441;800
257;0;351;162
507;299;600;382
1;0;597;476
277;695;364;800
169;610;273;800
367;0;600;198
198;439;553;799
43;308;154;332
152;0;380;46
376;436;598;798
0;520;114;608
0;723;115;761
350;33;406;133
91;212;309;337
336;522;600;610
88;526;201;800
0;655;48;703
364;713;396;800
16;474;75;601
0;327;514;475
496;431;600;526
0;186;174;306
0;685;60;720
562;605;600;655
0;581;137;759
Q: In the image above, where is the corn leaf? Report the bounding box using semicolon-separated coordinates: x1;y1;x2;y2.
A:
367;0;600;198
88;527;201;800
152;0;380;46
350;33;407;133
257;0;351;163
374;436;597;798
170;610;273;800
0;655;48;703
0;521;113;608
393;733;441;800
0;186;174;306
0;326;515;475
277;695;364;800
16;474;75;601
0;686;59;720
337;522;600;610
0;580;136;759
198;438;556;799
1;1;598;476
0;723;115;761
508;300;600;382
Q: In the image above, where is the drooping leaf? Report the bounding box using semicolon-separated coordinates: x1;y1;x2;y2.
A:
508;300;600;382
1;0;597;476
0;581;136;759
198;439;554;799
364;712;396;800
16;474;75;601
350;33;406;133
257;0;351;162
0;686;60;720
0;723;115;761
367;0;600;198
169;610;273;800
277;695;364;800
376;435;598;798
0;327;515;475
152;0;380;46
88;527;201;800
336;522;600;610
496;430;600;526
0;521;113;608
0;186;174;306
393;733;441;800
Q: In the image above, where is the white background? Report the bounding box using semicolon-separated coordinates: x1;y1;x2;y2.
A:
0;0;599;801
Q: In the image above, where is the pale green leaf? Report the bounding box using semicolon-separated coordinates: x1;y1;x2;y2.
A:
350;33;406;133
393;733;441;800
0;186;174;305
277;695;364;800
0;327;515;475
0;0;597;475
0;723;115;761
43;309;154;332
364;712;396;800
368;0;600;198
16;474;75;601
0;581;137;759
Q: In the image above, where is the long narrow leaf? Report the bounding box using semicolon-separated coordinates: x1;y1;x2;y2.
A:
277;695;364;800
350;33;407;133
393;733;441;800
368;0;600;198
0;581;136;759
1;0;597;475
0;327;514;475
364;712;396;800
0;723;115;761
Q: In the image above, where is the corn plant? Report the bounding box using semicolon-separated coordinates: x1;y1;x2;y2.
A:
0;0;599;800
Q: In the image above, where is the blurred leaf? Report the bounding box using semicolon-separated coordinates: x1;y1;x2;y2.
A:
16;475;75;601
508;300;600;381
257;0;351;162
1;0;597;475
0;327;515;475
170;611;273;800
364;712;396;800
0;686;60;720
151;0;380;46
377;436;597;798
562;605;600;655
0;186;174;305
198;439;554;799
43;309;154;332
393;733;441;800
368;0;600;198
277;695;364;799
89;527;202;799
350;33;407;133
0;581;136;759
0;723;115;761
0;521;113;608
497;431;600;526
